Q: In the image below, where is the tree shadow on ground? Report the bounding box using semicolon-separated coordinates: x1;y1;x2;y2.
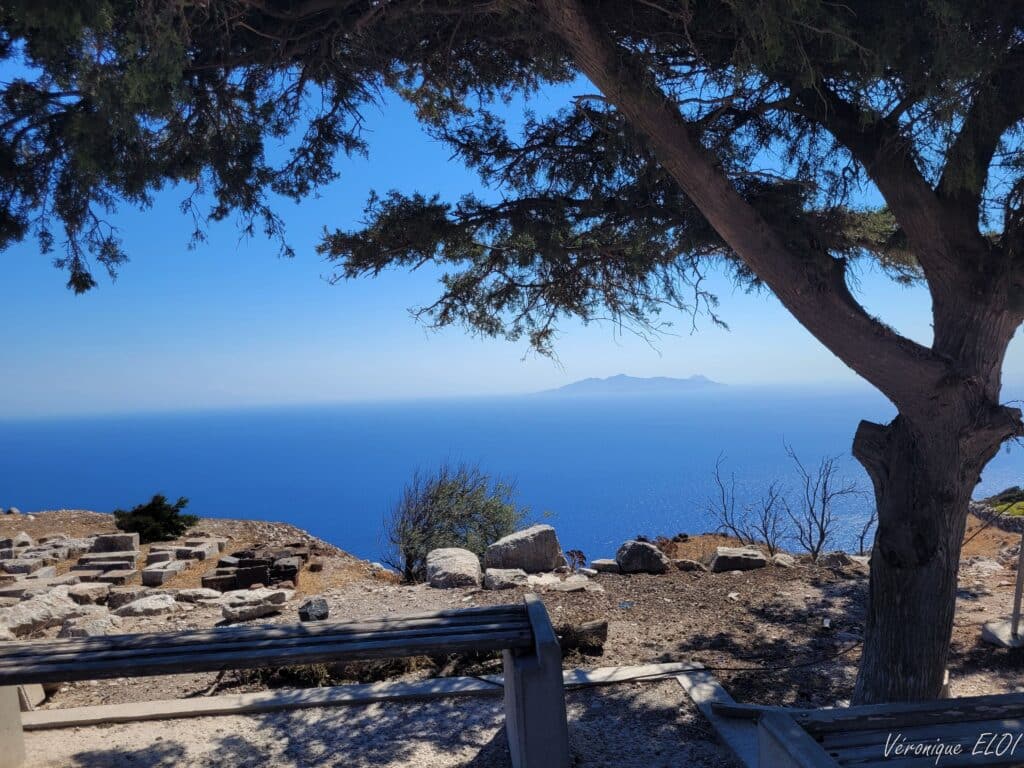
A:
47;681;739;768
662;576;867;707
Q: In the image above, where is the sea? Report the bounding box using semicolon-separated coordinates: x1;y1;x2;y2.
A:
2;387;1022;562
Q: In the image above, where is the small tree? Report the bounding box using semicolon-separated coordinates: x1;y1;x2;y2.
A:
706;454;753;546
113;494;198;544
382;463;526;583
749;481;787;557
706;456;786;555
783;446;860;561
858;508;879;557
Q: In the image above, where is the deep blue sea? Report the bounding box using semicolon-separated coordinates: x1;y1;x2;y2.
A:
3;388;1023;562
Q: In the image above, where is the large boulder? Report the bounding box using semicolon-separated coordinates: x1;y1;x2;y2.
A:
0;586;98;636
615;540;672;574
709;547;768;573
426;548;482;588
590;559;620;574
484;568;529;590
483;525;565;573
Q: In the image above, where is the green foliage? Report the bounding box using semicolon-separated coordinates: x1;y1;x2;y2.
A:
112;493;198;543
986;486;1024;516
0;0;1018;331
383;463;527;583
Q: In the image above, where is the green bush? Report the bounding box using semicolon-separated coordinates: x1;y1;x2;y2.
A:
383;463;527;582
113;494;199;543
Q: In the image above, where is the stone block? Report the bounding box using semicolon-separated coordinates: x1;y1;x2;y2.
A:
90;533;139;553
235;565;270;589
146;550;172;565
484;568;529;590
141;561;189;586
589;557;618;573
217;555;240;568
106;586;151;610
709;547;768;573
2;559;44;575
0;548;13;560
67;582;111;605
25;566;57;580
271;556;302;584
78;551;138;568
201;573;237;592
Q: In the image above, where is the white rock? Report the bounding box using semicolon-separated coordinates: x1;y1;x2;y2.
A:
222;602;281;622
709;547;767;573
174;588;223;603
483;525;565;573
771;553;797;568
426;548;482;589
113;593;180;617
484;568;529;590
67;583;111;605
59;612;122;638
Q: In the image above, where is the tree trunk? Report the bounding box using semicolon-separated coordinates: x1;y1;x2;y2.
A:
851;408;1012;703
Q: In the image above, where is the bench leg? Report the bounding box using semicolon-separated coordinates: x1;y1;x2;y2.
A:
0;687;26;768
502;647;570;768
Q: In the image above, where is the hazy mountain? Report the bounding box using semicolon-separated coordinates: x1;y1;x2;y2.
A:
541;373;724;396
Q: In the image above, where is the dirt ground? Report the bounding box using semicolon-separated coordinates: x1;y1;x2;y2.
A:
5;509;1024;767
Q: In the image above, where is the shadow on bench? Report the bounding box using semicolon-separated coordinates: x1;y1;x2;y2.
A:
0;594;569;768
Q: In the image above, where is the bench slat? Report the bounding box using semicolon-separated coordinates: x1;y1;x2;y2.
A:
0;628;535;685
0;605;527;659
801;695;1024;735
0;620;531;669
0;612;530;658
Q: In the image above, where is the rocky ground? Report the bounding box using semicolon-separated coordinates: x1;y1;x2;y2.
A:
2;508;1023;767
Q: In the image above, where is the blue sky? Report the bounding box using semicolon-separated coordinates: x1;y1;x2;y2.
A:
2;85;1022;417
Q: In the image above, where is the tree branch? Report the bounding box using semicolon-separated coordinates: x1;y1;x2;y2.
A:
937;46;1024;224
791;83;976;280
537;0;947;411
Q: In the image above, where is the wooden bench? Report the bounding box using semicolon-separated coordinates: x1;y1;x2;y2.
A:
713;693;1024;767
0;594;569;768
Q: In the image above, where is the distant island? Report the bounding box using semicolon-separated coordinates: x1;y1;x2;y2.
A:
539;373;724;396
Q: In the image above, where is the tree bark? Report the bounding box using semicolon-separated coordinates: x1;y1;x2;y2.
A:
852;392;1020;702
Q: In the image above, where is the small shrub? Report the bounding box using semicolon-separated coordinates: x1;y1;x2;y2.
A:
382;463;527;583
565;549;586;570
113;494;198;543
